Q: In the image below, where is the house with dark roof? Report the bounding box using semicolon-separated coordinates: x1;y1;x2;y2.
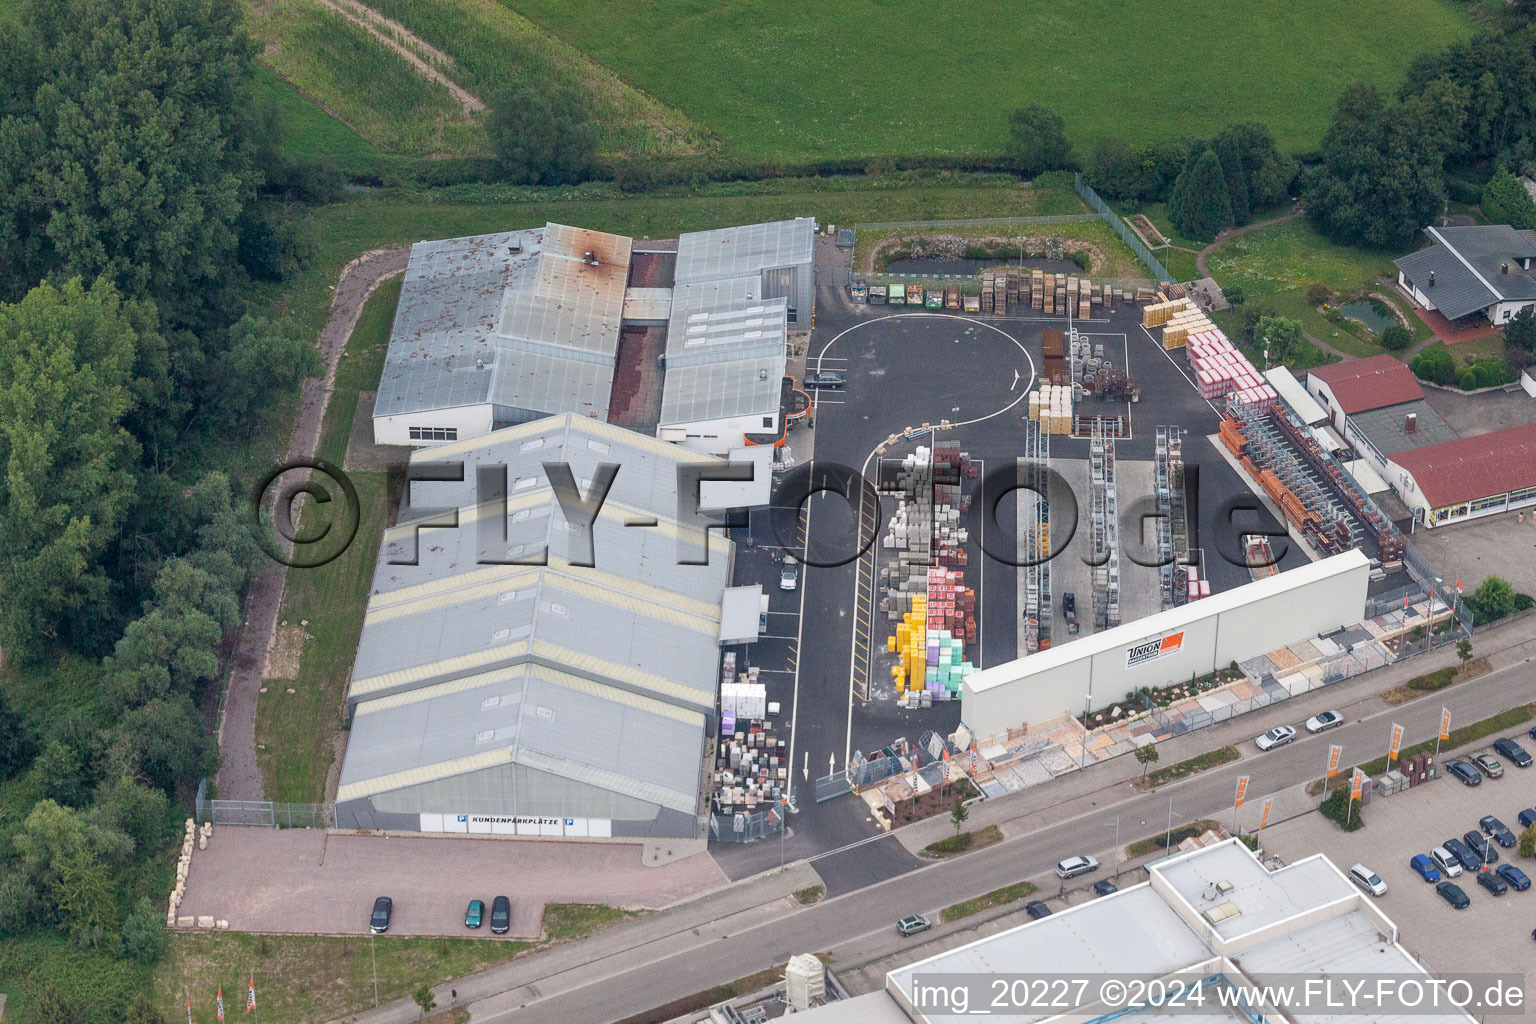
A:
1394;225;1536;324
1306;357;1536;528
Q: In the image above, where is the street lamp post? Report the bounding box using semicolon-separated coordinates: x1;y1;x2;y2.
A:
370;931;379;1007
1164;799;1174;853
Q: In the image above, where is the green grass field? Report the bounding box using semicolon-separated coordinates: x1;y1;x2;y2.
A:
246;0;479;157
503;0;1476;160
252;64;396;176
358;0;712;157
1203;218;1429;358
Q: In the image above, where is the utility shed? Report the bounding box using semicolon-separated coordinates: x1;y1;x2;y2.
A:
334;414;734;839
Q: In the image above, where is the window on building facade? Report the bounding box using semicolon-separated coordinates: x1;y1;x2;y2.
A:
408;426;458;442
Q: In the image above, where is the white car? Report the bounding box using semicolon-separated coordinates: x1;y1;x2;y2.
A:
779;556;798;591
1430;846;1464;878
1055;854;1099;879
1348;863;1388;897
1254;725;1297;751
1305;710;1343;733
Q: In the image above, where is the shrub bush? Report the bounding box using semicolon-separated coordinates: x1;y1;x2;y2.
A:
1319;785;1364;830
1306;283;1333;306
1380;323;1412;350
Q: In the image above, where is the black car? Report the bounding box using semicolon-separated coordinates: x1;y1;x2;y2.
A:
490;895;511;935
1024;901;1052;919
1062;592;1076;617
1445;759;1482;786
1463;830;1500;865
1480;815;1517;848
1477;871;1509;896
1436;881;1470;909
1520;808;1536;830
1092;880;1118;897
369;896;393;934
1492;737;1533;767
803;372;845;389
1443;837;1480;872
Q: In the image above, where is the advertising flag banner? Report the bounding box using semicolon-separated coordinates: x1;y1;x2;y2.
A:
1326;744;1342;778
1388;722;1404;763
217;987;225;1022
248;972;256;1012
1350;767;1365;799
1440;707;1452;742
1234;775;1250;809
1259;797;1273;830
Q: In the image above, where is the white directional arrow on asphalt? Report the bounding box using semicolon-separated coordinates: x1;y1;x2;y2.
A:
803;752;809;780
829;753;836;777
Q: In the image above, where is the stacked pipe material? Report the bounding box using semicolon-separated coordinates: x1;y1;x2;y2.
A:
1185;329;1277;406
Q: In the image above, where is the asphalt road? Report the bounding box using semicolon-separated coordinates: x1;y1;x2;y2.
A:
456;643;1536;1024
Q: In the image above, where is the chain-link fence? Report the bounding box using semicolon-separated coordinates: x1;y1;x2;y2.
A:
709;807;785;843
854;214;1099;231
194;781;331;828
1073;173;1173;283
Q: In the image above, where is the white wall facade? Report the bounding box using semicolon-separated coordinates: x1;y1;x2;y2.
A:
659;410;780;456
1305;376;1348;434
1396;271;1434;311
960;551;1371;738
372;404;493;447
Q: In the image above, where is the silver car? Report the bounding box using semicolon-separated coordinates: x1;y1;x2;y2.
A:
1254;725;1297;751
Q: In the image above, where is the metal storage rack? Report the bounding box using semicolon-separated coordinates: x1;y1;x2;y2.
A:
1228;399;1360;553
1022;418;1052;652
1090;419;1121;630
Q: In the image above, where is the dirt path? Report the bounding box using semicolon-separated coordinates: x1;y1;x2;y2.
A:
1194;212;1356;362
317;0;486;116
216;247;409;803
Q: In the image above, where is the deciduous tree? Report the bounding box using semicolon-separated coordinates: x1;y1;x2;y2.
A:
488;75;598;186
1005;105;1072;178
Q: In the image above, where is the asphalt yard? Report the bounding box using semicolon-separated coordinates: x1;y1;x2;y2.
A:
711;283;1319;887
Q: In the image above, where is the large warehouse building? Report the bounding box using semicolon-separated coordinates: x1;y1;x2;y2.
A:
784;839;1473;1024
960;550;1370;740
1305;355;1536;527
333;414;744;839
372;218;815;453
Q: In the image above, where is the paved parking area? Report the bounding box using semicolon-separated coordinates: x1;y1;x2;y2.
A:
1258;738;1536;978
179;829;727;939
1417;509;1536;598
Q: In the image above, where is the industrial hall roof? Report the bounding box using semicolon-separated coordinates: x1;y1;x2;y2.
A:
1392;422;1536;509
374;225;633;422
1394;225;1536;321
673;218;815;284
336;414;733;813
1307;354;1425;415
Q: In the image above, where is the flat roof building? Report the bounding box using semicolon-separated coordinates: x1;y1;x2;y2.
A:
334;414;736;839
790;840;1474;1024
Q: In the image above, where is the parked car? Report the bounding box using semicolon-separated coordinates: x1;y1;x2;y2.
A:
1254;725;1297;751
1443;838;1480;873
1463;830;1500;865
1409;854;1441;883
1477;872;1509;896
1492;737;1532;767
1092;880;1118;897
779;555;798;592
1305;710;1343;734
1024;901;1052;919
1445;759;1482;786
1529;724;1536;741
803;372;845;389
896;914;931;937
1062;592;1076;618
1055;854;1099;879
464;899;483;929
1436;881;1470;909
1430;846;1464;878
1480;815;1517;848
1519;808;1536;830
490;895;511;935
369;896;393;934
1496;864;1531;891
1473;753;1504;778
1348;863;1388;896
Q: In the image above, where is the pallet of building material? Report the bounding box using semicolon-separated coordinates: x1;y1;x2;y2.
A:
1043;285;1054;315
981;286;993;314
1041;328;1065;359
1033;270;1045;310
1079;299;1091;320
1066;275;1078;296
1055;286;1066;312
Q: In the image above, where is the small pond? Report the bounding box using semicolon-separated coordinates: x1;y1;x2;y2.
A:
884;255;1081;277
1339;298;1396;334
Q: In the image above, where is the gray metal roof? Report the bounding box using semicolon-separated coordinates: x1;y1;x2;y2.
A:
660;286;787;425
1350;399;1459;457
1395;225;1536;320
336;414;730;809
374;225;632;421
673;218;815;284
